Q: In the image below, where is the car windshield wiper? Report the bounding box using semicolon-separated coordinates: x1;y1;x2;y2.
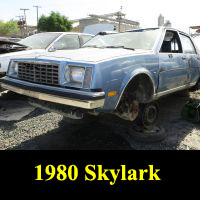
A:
82;45;135;50
104;45;135;51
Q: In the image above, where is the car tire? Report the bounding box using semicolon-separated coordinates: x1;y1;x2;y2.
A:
128;102;166;143
136;102;159;129
129;125;166;143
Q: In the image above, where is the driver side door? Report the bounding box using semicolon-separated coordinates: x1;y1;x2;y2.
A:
157;30;189;94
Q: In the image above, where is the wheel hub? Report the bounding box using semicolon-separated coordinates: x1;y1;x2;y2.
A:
144;105;157;124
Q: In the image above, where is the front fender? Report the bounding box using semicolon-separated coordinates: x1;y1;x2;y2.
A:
98;67;157;112
95;54;159;112
114;68;157;109
120;68;156;97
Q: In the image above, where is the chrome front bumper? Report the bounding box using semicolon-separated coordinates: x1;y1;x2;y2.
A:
1;77;105;109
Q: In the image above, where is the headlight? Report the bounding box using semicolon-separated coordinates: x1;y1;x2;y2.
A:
7;61;18;78
64;65;93;88
70;67;85;83
65;66;85;87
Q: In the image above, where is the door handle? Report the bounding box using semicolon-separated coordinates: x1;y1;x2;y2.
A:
168;54;173;59
159;67;165;72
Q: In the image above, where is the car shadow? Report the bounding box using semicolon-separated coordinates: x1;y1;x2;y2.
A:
0;107;48;131
10;119;132;150
6;91;200;150
0;91;48;131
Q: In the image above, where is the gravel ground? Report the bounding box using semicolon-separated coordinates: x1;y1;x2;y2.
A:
0;90;200;150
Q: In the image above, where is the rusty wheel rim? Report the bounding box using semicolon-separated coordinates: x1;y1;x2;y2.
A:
142;104;158;128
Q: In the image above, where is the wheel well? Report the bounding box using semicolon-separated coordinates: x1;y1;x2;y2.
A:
119;74;155;105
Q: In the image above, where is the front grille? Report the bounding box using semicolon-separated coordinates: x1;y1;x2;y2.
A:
18;62;59;86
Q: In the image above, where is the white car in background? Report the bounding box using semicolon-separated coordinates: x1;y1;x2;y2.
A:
0;32;93;77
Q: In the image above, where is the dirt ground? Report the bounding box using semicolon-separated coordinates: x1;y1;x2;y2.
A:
0;90;200;150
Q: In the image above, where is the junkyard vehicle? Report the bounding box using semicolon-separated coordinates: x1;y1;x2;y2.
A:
1;27;200;140
0;32;93;78
0;37;21;43
0;39;23;54
0;39;27;77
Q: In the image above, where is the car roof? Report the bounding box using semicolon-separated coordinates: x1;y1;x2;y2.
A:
37;32;94;36
126;27;189;36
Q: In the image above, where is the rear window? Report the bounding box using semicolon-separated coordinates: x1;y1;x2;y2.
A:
180;34;196;54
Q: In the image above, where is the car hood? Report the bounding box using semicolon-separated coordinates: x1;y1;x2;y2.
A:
0;49;45;59
0;49;45;73
37;48;153;63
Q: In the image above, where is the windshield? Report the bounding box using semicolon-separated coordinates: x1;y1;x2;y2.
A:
83;29;159;50
19;32;62;49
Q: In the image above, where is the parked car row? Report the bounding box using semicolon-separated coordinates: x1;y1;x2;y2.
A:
1;27;200;141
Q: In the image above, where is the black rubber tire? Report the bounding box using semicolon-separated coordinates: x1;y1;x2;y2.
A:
136;102;159;129
129;102;167;142
129;125;166;143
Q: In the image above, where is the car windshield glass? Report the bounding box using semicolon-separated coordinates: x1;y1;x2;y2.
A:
18;32;62;49
83;29;159;50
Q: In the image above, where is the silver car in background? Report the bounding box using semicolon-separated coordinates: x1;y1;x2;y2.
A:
0;32;93;77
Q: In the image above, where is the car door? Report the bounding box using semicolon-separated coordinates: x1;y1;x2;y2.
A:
179;33;200;85
157;30;189;93
51;34;80;50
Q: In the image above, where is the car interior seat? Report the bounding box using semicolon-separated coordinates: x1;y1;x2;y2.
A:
161;41;172;53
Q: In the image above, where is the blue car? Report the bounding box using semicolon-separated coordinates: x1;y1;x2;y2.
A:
1;27;200;132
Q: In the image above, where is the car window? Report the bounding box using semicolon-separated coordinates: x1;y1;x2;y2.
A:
180;34;196;54
18;32;62;49
80;35;93;45
53;34;80;50
83;29;159;50
160;31;182;53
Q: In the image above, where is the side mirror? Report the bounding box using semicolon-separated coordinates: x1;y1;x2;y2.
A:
48;46;57;52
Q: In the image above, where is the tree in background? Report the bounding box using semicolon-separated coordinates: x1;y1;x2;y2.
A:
0;20;19;36
38;11;73;32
